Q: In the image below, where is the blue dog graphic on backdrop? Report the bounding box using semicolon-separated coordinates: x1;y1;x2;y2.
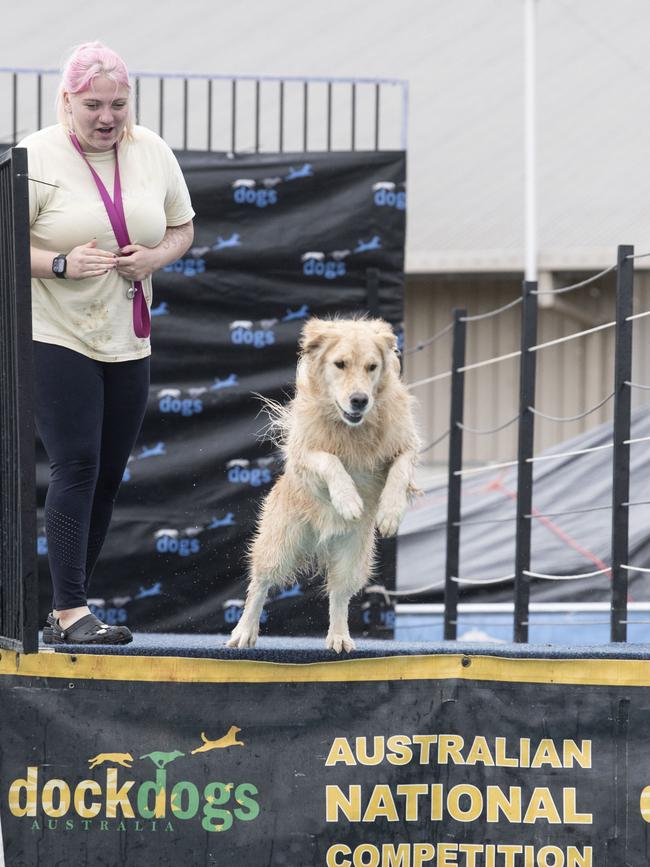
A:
354;235;382;253
285;163;313;181
283;305;310;321
212;233;241;250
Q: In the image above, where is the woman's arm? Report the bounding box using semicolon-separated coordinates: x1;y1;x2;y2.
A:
30;240;117;280
115;220;194;282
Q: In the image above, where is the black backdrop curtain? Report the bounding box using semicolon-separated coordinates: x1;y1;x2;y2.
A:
36;150;407;635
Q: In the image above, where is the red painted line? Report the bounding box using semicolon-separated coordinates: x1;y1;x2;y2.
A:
493;479;617;584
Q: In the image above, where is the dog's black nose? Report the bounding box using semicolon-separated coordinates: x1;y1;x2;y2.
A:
349;392;369;411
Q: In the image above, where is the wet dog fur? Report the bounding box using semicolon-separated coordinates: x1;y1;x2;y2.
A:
226;317;420;653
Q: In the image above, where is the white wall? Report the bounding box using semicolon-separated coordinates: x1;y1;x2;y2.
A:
5;0;650;272
405;269;650;466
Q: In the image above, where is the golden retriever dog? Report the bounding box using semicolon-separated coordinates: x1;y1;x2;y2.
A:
226;317;420;653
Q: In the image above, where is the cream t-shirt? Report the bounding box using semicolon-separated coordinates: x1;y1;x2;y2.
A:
19;124;195;362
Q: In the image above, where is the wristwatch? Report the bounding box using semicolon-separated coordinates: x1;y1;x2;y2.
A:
52;254;67;279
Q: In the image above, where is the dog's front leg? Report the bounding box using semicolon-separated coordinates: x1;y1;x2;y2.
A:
376;450;418;537
301;450;363;521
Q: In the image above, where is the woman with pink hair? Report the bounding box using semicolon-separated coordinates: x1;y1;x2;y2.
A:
19;42;195;645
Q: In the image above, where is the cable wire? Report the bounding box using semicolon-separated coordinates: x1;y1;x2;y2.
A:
526;443;613;464
453;516;516;527
19;174;61;189
627;310;650;323
457;413;520;435
523;567;610;581
454;440;615;476
532;264;617;296
624;435;650;446
525;310;650;356
621;565;650;574
460;296;522;322
524;504;612;519
625;381;650;391
451;574;515;585
407;370;452;390
529;320;615;353
403;321;454;356
458;349;521;374
528;392;614;423
521;619;611;626
382;580;445;597
454;459;518;477
419;429;451;454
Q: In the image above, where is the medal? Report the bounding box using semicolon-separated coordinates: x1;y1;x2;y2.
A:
126;284;136;300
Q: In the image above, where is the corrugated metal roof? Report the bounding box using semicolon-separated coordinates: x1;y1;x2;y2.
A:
3;0;650;272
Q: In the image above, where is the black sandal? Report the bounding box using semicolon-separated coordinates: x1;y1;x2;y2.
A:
42;612;56;644
43;613;132;646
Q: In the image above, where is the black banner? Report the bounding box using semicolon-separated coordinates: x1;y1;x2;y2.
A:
35;151;407;636
2;652;649;865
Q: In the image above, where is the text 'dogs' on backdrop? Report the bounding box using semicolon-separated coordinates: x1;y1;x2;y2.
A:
35;151;407;635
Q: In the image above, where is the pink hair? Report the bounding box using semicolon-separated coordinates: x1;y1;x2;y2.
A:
56;41;135;137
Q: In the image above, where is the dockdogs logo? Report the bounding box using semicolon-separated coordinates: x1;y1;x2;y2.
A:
231;163;314;208
162;256;206;276
226;457;276;487
372;181;406;210
229;305;310;348
154;527;202;557
232;177;281;208
301;236;383;280
7;726;260;834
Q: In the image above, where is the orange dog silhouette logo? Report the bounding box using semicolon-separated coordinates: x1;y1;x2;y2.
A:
191;726;244;755
87;753;134;769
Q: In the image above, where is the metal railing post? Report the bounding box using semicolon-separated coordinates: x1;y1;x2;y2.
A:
0;147;37;653
365;268;380;317
2;68;409;155
158;78;164;138
231;79;237;153
513;280;538;642
182;78;188;150
443;309;466;640
12;72;17;144
611;245;634;642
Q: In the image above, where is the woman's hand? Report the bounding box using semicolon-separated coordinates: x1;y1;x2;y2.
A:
115;244;161;282
113;223;194;280
66;239;117;280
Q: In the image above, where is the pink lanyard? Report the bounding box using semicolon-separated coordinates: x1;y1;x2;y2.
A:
68;133;150;339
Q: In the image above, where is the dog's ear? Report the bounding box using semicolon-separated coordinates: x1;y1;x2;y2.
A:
369;319;398;354
299;318;335;355
369;320;401;377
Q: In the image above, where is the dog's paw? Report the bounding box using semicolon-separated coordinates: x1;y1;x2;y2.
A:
325;632;356;653
376;505;405;537
226;623;259;649
329;483;364;521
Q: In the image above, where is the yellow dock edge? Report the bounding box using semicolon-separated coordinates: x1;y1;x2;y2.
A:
1;650;650;687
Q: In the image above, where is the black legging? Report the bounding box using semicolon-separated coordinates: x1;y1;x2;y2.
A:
33;342;150;610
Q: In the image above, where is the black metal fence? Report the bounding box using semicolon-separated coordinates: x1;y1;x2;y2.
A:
0;146;37;653
415;245;640;642
1;68;408;153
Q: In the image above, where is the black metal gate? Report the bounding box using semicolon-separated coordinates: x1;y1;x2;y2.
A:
0;146;37;653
